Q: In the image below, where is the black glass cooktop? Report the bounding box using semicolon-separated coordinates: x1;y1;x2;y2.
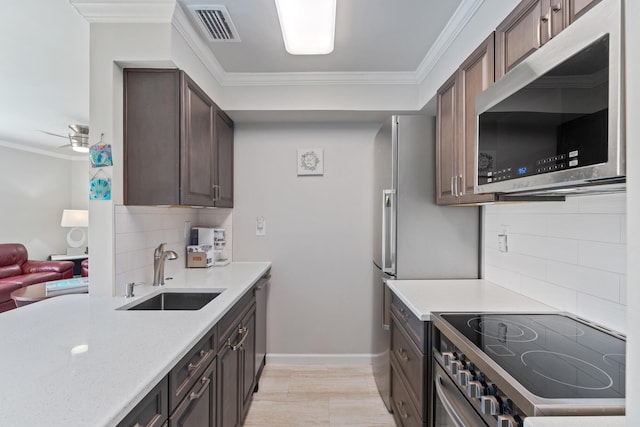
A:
441;313;625;400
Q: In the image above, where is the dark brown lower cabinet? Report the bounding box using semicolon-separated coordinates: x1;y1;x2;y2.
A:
117;377;169;427
117;284;260;427
170;361;216;427
217;302;257;427
389;294;431;427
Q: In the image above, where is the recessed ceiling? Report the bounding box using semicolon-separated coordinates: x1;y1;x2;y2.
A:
177;0;463;73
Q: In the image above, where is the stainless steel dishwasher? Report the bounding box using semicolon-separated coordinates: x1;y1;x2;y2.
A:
254;269;270;390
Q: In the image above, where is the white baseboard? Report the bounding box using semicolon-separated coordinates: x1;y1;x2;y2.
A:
266;354;373;365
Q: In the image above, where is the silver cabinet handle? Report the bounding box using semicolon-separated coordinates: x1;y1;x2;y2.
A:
187;349;209;373
229;325;249;351
212;185;221;201
396;348;409;362
396;400;410;419
450;176;455;196
189;376;211;401
458;174;463;196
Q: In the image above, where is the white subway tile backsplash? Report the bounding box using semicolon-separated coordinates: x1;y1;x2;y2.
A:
578;241;626;274
114;205;232;282
577;193;626;214
519;276;578;313
576;293;626;333
546;260;620;302
619;276;627;305
546;213;622;243
484;193;627;334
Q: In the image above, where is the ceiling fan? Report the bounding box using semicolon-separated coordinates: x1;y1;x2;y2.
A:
40;124;90;153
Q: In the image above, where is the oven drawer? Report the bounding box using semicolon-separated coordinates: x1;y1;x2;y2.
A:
390;311;425;418
391;365;424;427
391;294;430;352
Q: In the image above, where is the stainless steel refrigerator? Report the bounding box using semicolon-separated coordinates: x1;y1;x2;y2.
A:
372;115;479;410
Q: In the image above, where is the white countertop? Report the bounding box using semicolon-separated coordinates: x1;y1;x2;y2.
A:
0;261;271;427
386;279;555;320
524;416;626;427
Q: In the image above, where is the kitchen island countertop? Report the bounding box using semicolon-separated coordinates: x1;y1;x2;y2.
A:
524;416;626;426
0;261;271;427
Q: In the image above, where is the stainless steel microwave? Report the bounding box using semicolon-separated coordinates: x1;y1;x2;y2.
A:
475;0;624;195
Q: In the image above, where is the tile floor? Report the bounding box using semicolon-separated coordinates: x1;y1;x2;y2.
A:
244;364;397;427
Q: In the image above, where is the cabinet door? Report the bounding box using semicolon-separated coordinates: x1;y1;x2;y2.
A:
217;335;241;427
496;0;542;80
124;69;181;205
181;73;216;207
117;377;168;427
568;0;600;23
214;108;234;208
170;361;216;427
458;33;497;204
540;0;567;45
240;306;256;417
435;73;459;205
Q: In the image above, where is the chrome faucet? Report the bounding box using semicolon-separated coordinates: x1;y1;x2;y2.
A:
153;243;178;286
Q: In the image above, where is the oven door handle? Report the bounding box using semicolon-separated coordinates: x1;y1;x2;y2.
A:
435;373;482;427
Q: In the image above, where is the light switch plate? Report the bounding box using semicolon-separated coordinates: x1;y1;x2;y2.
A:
256;216;266;236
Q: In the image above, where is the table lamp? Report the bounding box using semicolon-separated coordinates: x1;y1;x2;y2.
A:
61;209;88;255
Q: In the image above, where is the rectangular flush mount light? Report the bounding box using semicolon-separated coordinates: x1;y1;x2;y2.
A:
275;0;336;55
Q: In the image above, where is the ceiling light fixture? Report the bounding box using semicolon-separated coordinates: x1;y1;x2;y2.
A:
275;0;336;55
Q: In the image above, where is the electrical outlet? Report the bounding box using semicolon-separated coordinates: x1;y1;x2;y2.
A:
256;216;266;236
498;234;508;253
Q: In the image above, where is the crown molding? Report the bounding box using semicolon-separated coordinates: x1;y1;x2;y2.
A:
70;0;176;23
171;3;228;82
221;71;419;87
415;0;485;84
0;140;78;160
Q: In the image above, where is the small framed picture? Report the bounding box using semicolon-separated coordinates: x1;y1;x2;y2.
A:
297;148;324;176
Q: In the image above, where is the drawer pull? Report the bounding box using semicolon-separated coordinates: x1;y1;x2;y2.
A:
187;350;209;373
189;376;211;401
396;348;409;362
397;400;409;419
398;307;409;322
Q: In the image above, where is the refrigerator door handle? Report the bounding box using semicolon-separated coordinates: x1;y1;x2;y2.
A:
381;189;396;275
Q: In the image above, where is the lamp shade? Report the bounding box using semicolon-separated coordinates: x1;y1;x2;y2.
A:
61;209;89;227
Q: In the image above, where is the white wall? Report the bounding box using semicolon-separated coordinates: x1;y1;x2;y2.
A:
484;193;627;333
232;122;378;362
624;0;639;422
0;144;77;259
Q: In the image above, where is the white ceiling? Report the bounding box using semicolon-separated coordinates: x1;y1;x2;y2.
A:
178;0;462;73
1;0;468;153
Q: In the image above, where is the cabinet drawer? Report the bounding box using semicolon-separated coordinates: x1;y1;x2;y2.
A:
390;294;430;352
170;360;216;427
117;376;168;427
218;290;256;347
391;366;423;427
169;330;216;411
390;313;425;419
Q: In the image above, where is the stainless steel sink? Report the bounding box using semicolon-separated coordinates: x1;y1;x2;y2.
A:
125;292;220;311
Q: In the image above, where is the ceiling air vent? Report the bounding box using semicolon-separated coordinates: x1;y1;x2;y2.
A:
189;5;240;42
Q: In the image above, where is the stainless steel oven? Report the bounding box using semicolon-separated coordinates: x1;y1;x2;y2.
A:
434;362;488;426
432;312;625;427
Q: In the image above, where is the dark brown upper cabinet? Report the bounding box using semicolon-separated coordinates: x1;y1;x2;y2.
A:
436;33;496;205
124;68;234;207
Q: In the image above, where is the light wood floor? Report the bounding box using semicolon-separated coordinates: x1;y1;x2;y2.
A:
245;365;397;427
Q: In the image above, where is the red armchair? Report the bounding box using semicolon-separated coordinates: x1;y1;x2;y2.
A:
0;243;74;313
81;258;89;277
